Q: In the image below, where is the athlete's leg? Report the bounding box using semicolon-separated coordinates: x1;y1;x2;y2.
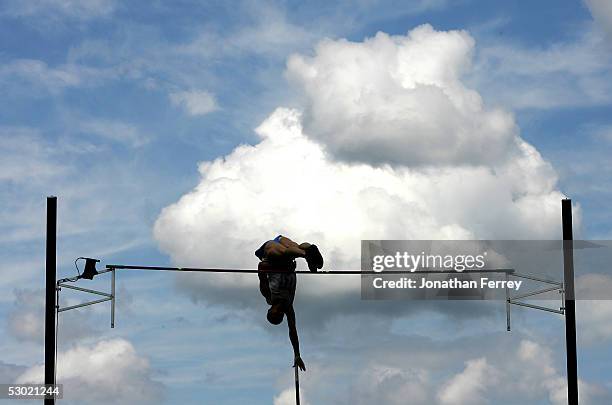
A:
279;236;312;252
265;241;306;261
266;236;321;271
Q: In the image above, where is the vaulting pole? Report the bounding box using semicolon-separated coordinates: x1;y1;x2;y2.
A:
45;196;57;405
294;364;300;405
562;198;578;404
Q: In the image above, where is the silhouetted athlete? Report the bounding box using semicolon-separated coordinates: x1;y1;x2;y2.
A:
255;235;323;371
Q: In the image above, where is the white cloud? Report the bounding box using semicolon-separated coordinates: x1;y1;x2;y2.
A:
516;340;568;405
274;387;309;405
390;339;604;405
438;358;497;405
80;119;149;147
505;339;607;405
350;365;430;404
293;330;611;404
6;289;45;344
577;300;612;344
584;0;612;39
16;338;162;404
287;25;518;167
0;360;26;384
7;289;100;345
154;26;568;315
169;90;219;116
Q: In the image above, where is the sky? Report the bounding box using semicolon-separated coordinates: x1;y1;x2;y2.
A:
1;0;612;404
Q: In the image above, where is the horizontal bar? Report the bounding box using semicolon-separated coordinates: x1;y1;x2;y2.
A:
106;264;515;275
512;272;562;286
58;297;111;313
510;285;562;301
58;283;112;298
508;300;564;314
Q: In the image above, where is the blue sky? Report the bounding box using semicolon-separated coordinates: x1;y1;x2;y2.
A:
1;0;612;404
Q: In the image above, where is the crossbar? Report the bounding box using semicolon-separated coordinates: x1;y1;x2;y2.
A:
106;264;515;275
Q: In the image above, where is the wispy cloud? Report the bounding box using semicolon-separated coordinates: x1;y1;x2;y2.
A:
471;23;612;110
176;2;326;60
169;90;219;116
590;124;612;143
80;119;149;148
1;0;115;20
584;0;612;39
0;126;70;183
0;59;117;95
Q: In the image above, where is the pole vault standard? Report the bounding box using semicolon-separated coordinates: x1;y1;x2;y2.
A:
562;199;578;404
45;196;57;405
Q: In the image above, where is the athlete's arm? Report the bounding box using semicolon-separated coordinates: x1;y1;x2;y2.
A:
286;306;306;371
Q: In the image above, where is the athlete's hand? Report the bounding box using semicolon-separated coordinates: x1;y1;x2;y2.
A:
294;355;306;371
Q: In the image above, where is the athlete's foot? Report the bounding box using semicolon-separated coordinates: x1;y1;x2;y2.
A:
305;245;323;272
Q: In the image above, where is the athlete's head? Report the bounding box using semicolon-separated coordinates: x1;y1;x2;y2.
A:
267;303;284;325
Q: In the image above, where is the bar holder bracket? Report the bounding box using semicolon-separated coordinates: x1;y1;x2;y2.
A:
505;271;564;331
56;269;116;328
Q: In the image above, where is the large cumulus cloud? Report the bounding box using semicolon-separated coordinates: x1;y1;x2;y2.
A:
154;25;569;313
16;338;162;404
287;25;519;167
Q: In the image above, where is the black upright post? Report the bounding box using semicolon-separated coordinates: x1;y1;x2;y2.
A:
45;196;57;405
562;198;578;404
